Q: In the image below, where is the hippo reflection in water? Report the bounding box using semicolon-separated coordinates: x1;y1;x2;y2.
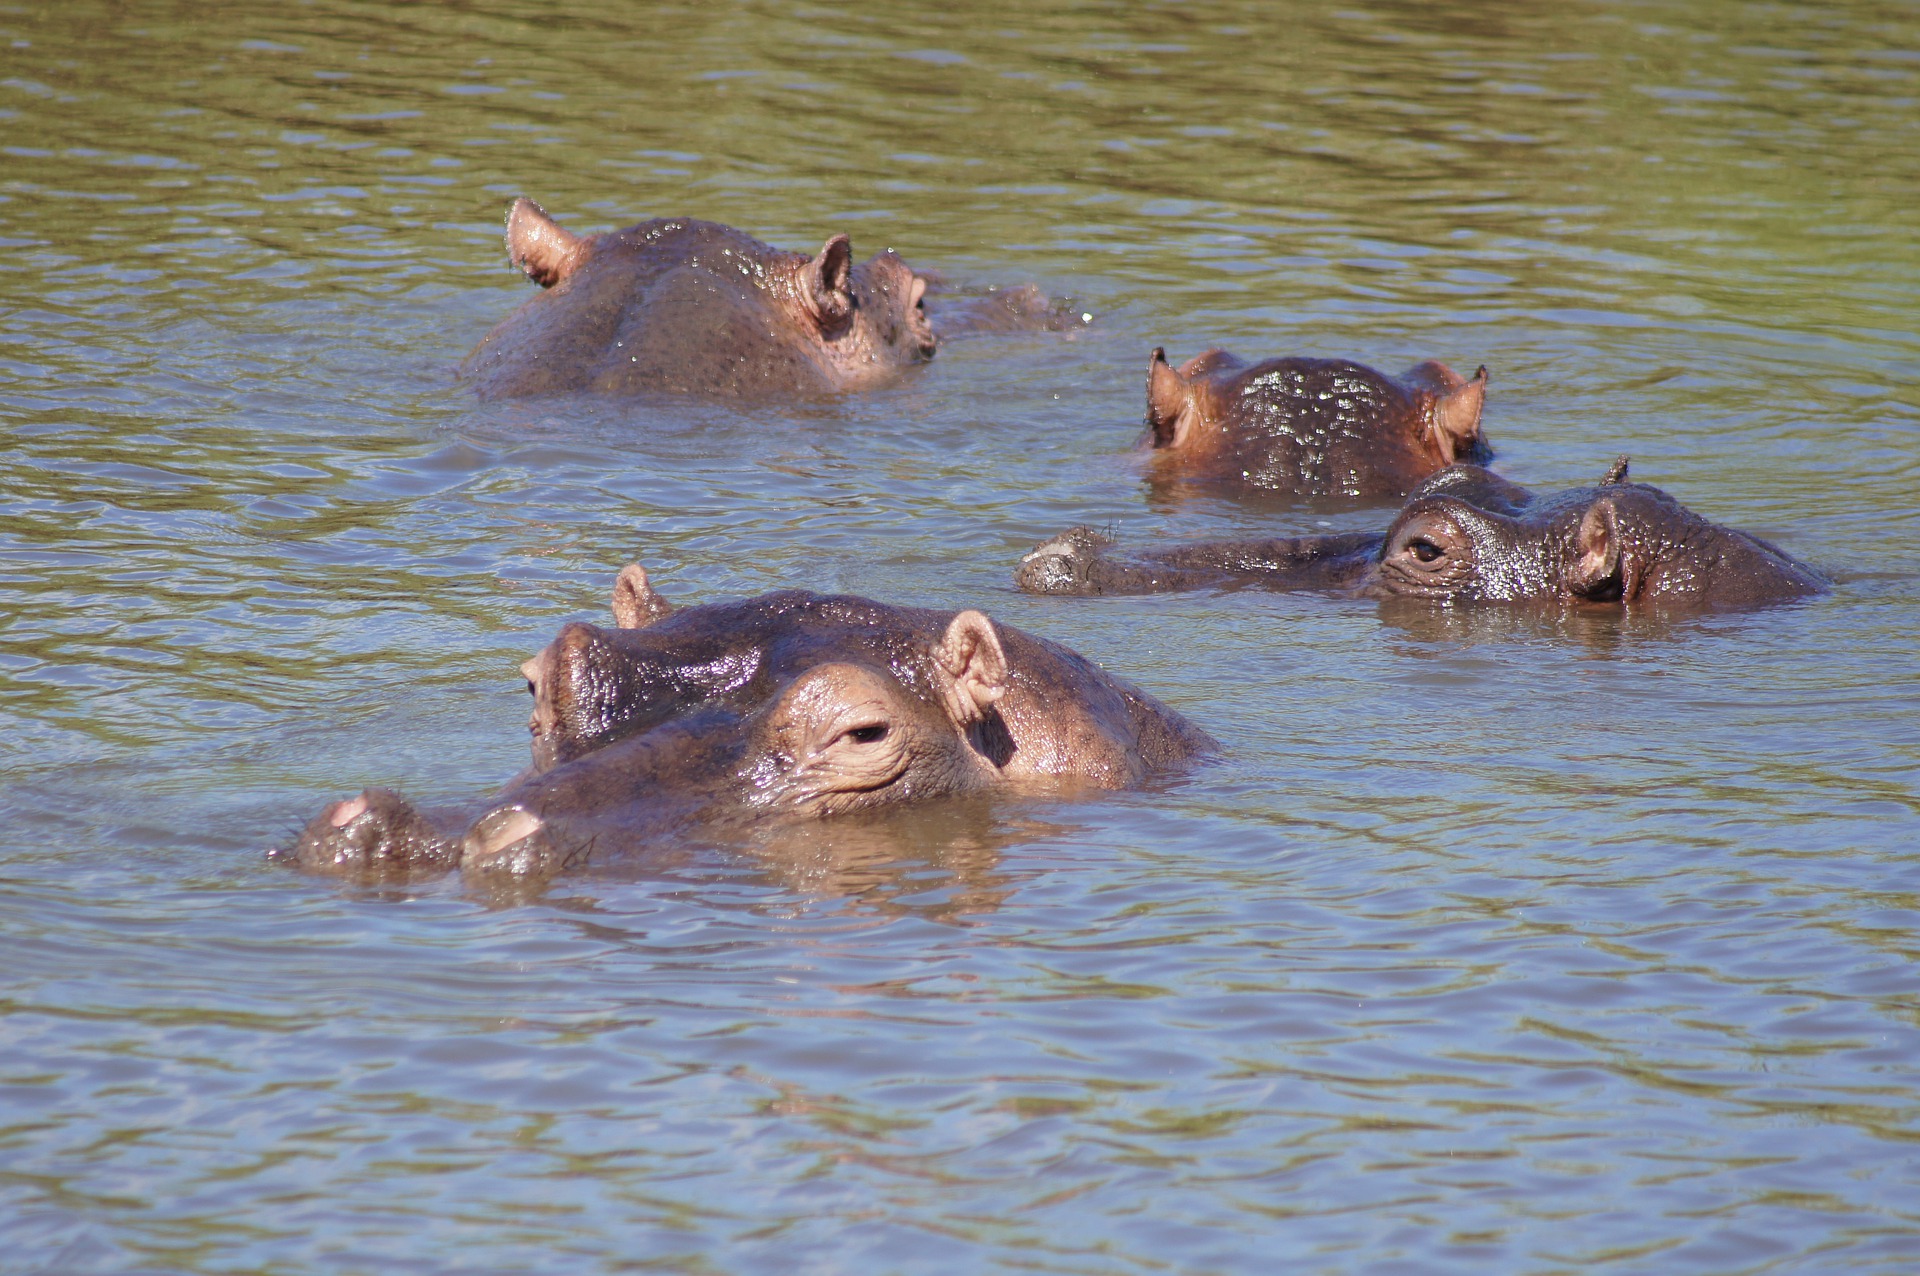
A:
1140;346;1492;497
1018;460;1828;610
464;199;937;400
284;568;1215;879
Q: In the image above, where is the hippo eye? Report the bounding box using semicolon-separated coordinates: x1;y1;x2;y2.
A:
1407;537;1445;564
843;724;889;745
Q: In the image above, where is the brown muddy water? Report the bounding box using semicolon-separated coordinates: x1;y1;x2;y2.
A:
3;2;1919;1272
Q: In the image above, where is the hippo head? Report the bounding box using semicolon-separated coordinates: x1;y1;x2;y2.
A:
504;198;934;384
290;572;1021;878
839;243;937;372
522;567;1005;778
1145;346;1491;467
1374;460;1826;607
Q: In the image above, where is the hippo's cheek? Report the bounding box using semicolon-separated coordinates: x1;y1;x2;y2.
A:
1375;558;1476;600
789;741;919;815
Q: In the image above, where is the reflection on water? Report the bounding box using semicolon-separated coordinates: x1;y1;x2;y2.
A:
729;798;1041;924
3;0;1919;1271
1371;594;1737;648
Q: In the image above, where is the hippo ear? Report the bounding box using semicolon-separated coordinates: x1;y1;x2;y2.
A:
1146;348;1192;448
507;198;587;288
1600;455;1631;486
934;610;1009;724
802;234;855;329
1428;365;1489;463
1567;498;1626;600
611;563;673;629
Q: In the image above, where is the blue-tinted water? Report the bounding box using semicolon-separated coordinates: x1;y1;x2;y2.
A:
2;2;1917;1271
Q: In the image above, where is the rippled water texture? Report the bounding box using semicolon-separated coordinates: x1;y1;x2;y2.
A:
4;2;1919;1271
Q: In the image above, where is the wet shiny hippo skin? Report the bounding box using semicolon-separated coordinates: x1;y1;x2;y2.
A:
1142;346;1492;497
464;199;937;399
1018;460;1828;610
283;567;1216;879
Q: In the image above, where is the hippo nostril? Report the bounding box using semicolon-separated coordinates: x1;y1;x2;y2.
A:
329;794;370;828
1022;537;1078;563
466;806;544;862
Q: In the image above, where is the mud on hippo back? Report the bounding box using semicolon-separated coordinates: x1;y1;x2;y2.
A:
1018;459;1828;611
463;199;937;399
1139;345;1492;498
282;566;1216;881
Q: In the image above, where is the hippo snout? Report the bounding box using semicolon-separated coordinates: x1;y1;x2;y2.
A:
1016;527;1110;595
281;787;462;876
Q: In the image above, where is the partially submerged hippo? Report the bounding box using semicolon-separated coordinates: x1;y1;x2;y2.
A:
283;568;1215;879
1142;346;1492;497
1018;460;1828;610
464;199;936;399
921;282;1091;338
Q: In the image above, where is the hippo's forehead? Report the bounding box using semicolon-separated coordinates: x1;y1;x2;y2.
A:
1408;464;1535;516
1526;483;1690;539
852;250;919;296
602;218;776;262
1592;484;1692;529
1387;495;1515;545
1181;348;1247;380
607;593;941;709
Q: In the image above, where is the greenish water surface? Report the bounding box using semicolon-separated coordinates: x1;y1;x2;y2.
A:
2;2;1918;1271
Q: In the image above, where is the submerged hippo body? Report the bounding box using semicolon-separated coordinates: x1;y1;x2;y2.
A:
464;199;936;400
1143;347;1492;497
1018;461;1827;610
286;569;1215;879
921;282;1091;338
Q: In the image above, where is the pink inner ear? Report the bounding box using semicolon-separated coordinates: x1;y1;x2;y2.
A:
507;199;583;288
1570;502;1625;595
1578;504;1613;557
1429;367;1488;460
329;794;370;828
611;563;672;629
1146;350;1191;446
819;235;852;288
807;236;855;326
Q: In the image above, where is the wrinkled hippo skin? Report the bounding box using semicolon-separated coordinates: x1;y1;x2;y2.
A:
284;567;1215;879
464;199;936;399
1142;346;1492;497
1018;460;1828;610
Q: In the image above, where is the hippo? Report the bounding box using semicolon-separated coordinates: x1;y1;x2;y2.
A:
921;282;1091;338
282;567;1215;879
1017;460;1828;610
463;199;937;399
1141;346;1492;497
